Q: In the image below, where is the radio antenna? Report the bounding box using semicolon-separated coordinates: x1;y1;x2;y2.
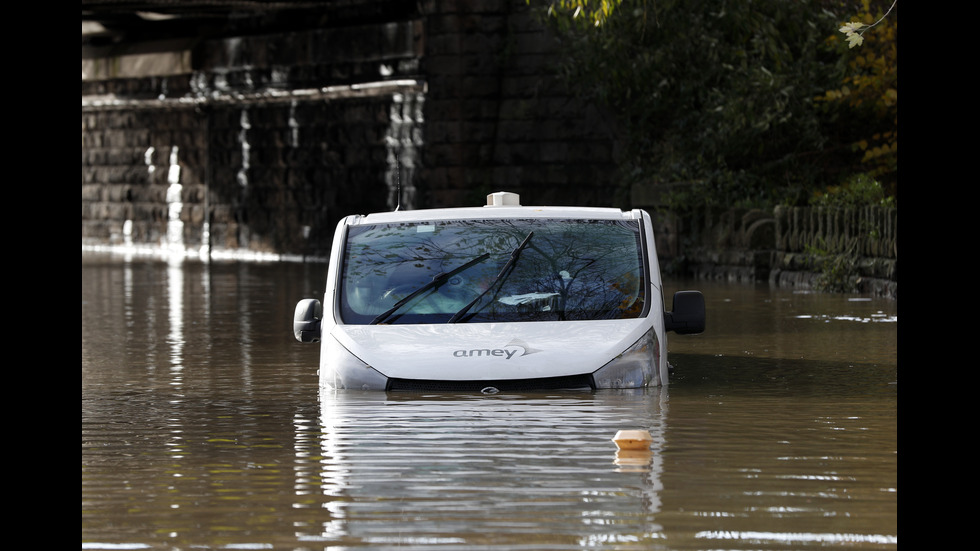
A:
394;158;401;211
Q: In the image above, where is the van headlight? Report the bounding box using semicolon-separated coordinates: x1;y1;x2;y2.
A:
322;335;389;391
592;328;660;388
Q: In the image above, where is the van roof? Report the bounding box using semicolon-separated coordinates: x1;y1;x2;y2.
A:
351;192;640;225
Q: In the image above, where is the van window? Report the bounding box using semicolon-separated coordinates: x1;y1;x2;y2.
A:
339;218;647;324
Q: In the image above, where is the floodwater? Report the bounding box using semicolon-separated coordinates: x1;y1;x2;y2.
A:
81;252;898;550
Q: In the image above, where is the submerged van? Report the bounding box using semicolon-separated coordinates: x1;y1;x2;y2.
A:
293;191;705;392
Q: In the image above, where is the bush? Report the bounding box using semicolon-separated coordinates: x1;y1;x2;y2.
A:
810;173;895;208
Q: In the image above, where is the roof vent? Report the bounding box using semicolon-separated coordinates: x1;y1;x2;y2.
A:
486;191;521;207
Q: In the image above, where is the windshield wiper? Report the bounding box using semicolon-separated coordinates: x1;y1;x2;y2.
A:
448;231;534;323
370;252;491;325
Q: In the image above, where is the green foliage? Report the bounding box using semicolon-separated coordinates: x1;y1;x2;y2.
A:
805;172;893;292
805;240;859;293
810;173;895;208
540;0;623;27
531;0;897;210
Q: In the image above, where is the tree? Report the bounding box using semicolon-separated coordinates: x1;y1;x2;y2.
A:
532;0;897;208
818;0;897;197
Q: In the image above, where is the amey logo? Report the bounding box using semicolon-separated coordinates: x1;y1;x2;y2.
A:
453;338;542;360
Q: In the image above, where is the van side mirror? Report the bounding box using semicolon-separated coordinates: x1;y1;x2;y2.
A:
293;298;323;342
664;290;705;335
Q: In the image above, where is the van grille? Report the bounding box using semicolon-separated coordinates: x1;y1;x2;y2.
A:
386;375;595;393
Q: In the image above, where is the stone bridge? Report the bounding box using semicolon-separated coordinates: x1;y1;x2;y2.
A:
83;0;621;259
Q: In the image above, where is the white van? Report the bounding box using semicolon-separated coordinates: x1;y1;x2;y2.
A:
293;192;705;392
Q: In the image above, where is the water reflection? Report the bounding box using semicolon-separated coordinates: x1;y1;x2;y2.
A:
312;389;668;547
81;254;897;550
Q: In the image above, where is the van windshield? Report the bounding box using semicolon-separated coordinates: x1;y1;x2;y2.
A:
338;218;647;325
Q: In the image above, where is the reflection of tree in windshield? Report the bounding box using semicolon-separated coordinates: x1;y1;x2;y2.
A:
340;219;646;324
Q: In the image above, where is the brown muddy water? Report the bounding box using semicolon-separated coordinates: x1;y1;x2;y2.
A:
81;252;898;550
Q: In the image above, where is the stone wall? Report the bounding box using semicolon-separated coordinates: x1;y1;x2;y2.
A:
82;106;210;251
82;0;622;259
648;204;898;298
419;1;620;208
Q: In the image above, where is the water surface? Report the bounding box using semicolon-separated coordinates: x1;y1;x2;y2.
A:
81;253;897;550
